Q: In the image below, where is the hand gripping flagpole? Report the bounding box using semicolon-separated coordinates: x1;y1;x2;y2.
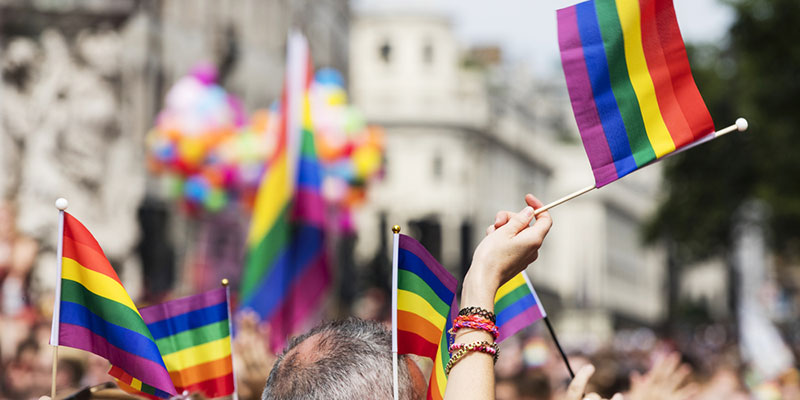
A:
390;225;401;400
51;198;69;399
532;118;749;217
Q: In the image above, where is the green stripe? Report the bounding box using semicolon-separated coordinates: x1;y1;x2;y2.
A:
154;320;230;355
594;0;655;166
301;128;317;157
241;205;291;298
494;285;531;314
398;269;450;317
61;279;155;341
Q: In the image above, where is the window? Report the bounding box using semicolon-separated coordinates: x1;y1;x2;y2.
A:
379;40;392;64
432;152;443;180
423;40;434;65
606;206;641;283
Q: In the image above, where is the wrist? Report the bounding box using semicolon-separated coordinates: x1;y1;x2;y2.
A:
461;268;499;311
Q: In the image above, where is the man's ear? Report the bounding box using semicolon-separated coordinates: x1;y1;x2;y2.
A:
403;356;428;400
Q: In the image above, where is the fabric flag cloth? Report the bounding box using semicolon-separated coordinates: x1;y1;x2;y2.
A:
494;273;547;343
557;0;715;187
52;212;177;397
240;31;330;352
393;233;458;400
111;288;235;399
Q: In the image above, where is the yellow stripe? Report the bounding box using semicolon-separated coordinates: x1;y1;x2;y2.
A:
495;274;527;301
162;337;232;371
616;0;675;157
397;290;446;330
247;151;292;245
131;378;143;391
61;258;140;316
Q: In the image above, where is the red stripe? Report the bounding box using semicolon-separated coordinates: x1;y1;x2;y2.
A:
397;330;438;359
654;0;715;140
63;213;107;258
62;234;123;285
639;0;694;147
177;372;235;398
109;365;133;385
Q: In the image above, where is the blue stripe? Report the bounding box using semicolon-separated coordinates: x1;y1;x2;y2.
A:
496;294;537;327
146;302;228;340
240;224;323;319
297;158;323;189
576;1;637;176
60;301;167;367
398;248;455;307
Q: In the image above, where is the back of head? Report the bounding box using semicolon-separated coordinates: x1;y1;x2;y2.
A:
262;318;417;400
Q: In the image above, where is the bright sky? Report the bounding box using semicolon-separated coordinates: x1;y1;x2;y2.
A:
355;0;734;76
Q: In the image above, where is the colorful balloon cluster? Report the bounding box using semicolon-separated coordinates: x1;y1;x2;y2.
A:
146;64;383;217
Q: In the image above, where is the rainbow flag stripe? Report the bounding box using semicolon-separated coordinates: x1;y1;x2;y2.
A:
495;273;546;342
240;32;330;352
396;234;458;360
57;213;176;396
427;301;456;400
112;288;235;398
557;0;715;187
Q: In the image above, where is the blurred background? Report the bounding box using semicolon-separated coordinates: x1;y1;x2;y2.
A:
1;0;799;399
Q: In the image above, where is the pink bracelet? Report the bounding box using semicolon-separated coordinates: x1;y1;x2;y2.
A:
448;315;500;339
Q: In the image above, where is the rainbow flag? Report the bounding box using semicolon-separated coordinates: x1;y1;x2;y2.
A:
112;288;235;399
495;273;547;342
240;31;330;352
393;233;458;400
52;213;176;397
558;0;715;187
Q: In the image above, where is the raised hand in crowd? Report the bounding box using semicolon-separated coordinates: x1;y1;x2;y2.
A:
233;310;276;400
627;352;696;400
562;365;623;400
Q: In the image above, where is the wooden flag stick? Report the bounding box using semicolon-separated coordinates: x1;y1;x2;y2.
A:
543;316;575;379
533;118;749;217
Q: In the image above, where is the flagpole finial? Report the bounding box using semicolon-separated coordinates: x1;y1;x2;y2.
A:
55;198;68;211
392;225;401;234
736;117;749;132
221;278;229;287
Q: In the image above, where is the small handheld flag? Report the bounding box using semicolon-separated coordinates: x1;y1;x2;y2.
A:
112;286;235;399
494;272;546;343
391;227;458;400
50;202;177;398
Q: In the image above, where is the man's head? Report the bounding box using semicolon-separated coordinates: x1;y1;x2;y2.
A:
262;318;426;400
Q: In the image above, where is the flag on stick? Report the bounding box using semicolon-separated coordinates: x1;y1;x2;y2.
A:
51;211;176;397
240;31;330;352
494;272;546;342
391;229;458;400
112;287;235;399
557;0;715;187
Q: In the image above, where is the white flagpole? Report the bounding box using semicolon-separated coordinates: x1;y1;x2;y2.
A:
222;279;239;400
51;198;68;399
391;225;401;400
533;118;749;217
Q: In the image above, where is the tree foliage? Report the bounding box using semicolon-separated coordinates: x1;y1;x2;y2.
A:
646;0;800;263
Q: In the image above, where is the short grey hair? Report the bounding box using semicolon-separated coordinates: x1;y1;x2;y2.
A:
262;318;418;400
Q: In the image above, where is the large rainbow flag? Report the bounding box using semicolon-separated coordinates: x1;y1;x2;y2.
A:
393;233;458;400
558;0;715;187
111;288;235;399
495;272;547;342
240;31;330;352
52;213;176;397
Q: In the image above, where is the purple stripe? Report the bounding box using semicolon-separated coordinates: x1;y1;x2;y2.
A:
59;323;176;395
139;288;227;324
496;307;544;343
557;6;619;187
398;235;458;293
293;188;325;228
268;256;331;352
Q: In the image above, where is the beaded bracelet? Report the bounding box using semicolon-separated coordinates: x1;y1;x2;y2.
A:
445;341;500;375
458;306;496;323
448;315;499;339
449;340;500;361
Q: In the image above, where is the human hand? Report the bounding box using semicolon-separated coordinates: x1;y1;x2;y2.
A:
470;194;552;290
233;311;276;399
563;365;623;400
627;353;696;400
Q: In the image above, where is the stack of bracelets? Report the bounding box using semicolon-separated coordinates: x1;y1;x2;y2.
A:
445;307;500;375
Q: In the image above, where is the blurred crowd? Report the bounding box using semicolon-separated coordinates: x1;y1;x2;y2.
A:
2;199;800;400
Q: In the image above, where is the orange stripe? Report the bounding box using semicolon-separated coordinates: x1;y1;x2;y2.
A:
397;310;441;345
169;355;233;388
62;234;122;285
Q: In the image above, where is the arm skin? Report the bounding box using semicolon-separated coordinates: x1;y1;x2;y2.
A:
444;194;552;400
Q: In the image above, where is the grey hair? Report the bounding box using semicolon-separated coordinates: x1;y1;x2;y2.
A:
262;318;417;400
